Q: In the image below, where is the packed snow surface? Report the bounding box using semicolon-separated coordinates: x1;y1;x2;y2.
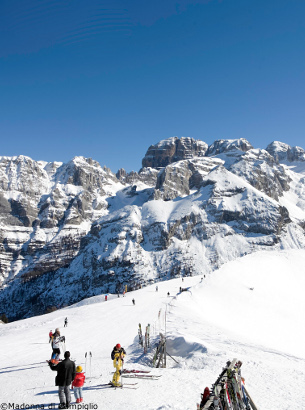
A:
1;250;305;409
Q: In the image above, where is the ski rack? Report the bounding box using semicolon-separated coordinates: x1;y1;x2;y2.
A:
152;333;166;368
199;359;258;410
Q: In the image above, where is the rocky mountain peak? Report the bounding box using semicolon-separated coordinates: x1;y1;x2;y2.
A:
266;141;305;163
205;138;253;157
0;155;49;194
142;136;208;169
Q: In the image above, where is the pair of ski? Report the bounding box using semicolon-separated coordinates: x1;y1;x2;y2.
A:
100;382;138;390
122;373;161;380
122;369;151;374
138;323;143;347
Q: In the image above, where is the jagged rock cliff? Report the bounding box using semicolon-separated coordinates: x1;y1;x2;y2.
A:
1;137;305;321
142;136;208;168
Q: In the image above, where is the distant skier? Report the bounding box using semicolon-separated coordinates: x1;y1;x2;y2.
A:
167;292;170;297
49;330;53;343
64;317;68;327
156;286;158;292
105;294;108;301
72;365;85;403
51;328;65;362
111;344;126;387
182;277;184;282
48;350;76;409
132;298;135;305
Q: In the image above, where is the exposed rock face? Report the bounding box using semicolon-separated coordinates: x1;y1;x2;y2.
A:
155;162;193;200
205;138;253;156
116;167;159;186
154;157;222;200
1;137;305;321
266;141;305;163
228;149;291;201
0;155;120;289
142;137;208;168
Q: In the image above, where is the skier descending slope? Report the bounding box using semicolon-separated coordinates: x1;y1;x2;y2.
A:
111;343;126;387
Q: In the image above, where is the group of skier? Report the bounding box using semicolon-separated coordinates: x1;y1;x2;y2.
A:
48;326;86;408
47;327;125;408
48;349;86;408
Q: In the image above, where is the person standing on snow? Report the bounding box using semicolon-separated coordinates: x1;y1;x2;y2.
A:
49;350;75;409
132;298;135;305
111;344;126;387
64;317;68;327
51;328;65;362
49;330;53;343
72;365;85;403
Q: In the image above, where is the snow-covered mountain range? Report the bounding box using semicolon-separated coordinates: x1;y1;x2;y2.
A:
1;137;305;320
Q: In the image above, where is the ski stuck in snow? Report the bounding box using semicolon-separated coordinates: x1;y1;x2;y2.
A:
197;359;258;410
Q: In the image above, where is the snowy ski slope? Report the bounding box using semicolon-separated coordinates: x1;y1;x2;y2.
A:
1;249;305;409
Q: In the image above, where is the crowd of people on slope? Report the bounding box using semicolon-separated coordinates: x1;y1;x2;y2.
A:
48;325;125;409
46;278;202;408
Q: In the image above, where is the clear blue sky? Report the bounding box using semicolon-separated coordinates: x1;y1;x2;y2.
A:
1;0;305;172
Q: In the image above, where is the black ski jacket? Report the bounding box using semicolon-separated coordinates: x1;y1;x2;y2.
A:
111;347;126;360
49;358;76;386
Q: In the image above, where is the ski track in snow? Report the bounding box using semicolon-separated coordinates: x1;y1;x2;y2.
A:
1;250;305;409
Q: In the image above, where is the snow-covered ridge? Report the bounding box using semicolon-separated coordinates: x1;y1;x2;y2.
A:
1;137;305;321
266;140;305;163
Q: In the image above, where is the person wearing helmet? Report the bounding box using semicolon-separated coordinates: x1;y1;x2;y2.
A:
72;365;85;403
111;344;126;387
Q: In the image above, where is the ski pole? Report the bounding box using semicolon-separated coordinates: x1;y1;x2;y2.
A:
90;351;92;378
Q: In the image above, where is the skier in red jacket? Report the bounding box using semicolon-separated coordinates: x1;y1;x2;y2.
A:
72;365;85;403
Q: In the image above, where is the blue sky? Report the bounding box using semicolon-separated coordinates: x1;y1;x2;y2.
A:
1;0;305;172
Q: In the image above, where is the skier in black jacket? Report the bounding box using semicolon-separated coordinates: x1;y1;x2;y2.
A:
111;343;126;360
49;351;76;409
